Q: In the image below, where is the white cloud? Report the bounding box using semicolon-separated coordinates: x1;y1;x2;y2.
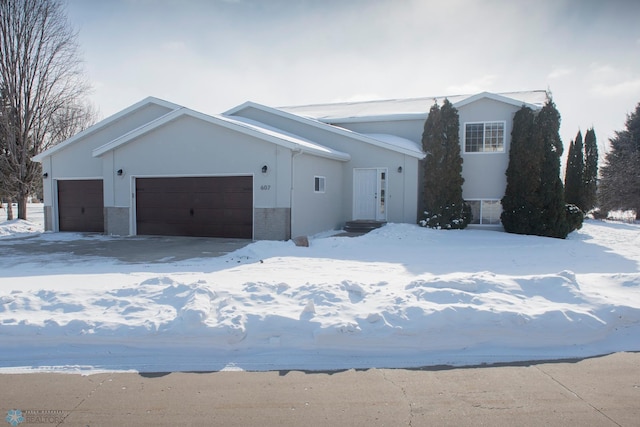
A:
591;79;640;98
548;67;574;80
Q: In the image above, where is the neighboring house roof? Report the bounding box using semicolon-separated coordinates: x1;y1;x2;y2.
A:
279;90;548;123
32;97;181;162
225;101;425;159
92;106;351;162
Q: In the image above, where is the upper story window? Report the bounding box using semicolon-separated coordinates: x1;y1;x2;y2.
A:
464;121;505;153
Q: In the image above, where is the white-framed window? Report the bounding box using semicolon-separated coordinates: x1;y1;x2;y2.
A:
464;121;505;153
314;176;326;193
467;199;502;225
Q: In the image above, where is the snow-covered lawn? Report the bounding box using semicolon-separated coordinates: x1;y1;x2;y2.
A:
1;204;639;373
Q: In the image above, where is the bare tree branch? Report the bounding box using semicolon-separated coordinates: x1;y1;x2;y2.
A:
0;0;93;220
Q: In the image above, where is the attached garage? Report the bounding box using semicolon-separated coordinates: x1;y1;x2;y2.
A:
57;179;104;232
135;176;253;238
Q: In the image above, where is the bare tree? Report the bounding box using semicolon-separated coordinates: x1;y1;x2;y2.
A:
0;0;91;220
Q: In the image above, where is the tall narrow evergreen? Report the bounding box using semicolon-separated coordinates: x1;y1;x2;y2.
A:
564;131;585;210
536;99;569;238
502;99;571;238
501;106;542;234
420;99;471;229
582;128;598;212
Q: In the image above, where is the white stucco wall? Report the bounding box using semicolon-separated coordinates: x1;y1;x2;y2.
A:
457;98;522;200
291;153;344;237
332;118;425;144
40;103;175;230
105;115;291;216
231;107;421;224
100;114;349;237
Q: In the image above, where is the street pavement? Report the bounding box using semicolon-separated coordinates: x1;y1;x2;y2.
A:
1;352;638;426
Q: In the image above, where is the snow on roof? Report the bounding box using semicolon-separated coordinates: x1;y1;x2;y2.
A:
361;133;422;154
227;101;425;159
92;107;351;162
218;115;351;161
280;90;548;123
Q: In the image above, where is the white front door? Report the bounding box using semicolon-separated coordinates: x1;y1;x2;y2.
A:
353;168;387;221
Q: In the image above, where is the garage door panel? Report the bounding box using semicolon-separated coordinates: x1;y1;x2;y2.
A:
135;176;253;238
57;180;104;233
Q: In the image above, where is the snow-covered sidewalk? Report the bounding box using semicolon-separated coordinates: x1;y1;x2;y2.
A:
1;210;639;373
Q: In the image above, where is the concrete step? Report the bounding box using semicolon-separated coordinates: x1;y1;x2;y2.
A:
343;220;386;233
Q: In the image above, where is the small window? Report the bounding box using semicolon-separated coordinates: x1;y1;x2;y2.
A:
314;176;325;193
464;122;505;153
467;199;502;225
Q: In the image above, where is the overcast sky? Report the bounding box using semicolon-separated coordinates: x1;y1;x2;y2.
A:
65;0;640;155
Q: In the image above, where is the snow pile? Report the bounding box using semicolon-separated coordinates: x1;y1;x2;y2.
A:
0;219;43;239
0;215;639;373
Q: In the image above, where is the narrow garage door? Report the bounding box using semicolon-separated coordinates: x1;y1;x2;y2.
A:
135;176;253;238
57;180;104;232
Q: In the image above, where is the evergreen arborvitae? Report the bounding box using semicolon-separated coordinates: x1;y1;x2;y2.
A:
564;131;585;210
536;99;570;238
582;128;598;212
420;99;471;229
501;106;542;234
502;99;571;238
599;102;640;218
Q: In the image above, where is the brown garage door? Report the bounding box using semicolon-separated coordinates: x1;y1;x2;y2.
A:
135;176;253;238
57;180;104;232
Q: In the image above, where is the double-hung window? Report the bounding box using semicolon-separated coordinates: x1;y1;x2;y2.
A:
464;121;505;153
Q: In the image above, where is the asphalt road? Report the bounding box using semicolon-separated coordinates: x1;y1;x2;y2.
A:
1;352;639;426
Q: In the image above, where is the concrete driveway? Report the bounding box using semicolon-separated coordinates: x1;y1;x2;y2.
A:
0;233;252;263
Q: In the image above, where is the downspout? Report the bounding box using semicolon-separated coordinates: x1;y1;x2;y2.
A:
290;146;303;239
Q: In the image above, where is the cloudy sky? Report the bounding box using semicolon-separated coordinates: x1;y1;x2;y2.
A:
65;0;640;155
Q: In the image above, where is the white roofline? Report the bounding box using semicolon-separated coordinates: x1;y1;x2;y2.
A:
280;90;547;124
452;91;543;110
226;101;425;159
32;97;182;162
92;107;351;162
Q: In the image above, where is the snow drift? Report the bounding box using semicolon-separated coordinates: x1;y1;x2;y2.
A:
0;207;639;373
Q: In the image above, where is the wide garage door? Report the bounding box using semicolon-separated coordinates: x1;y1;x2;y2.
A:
57;179;104;232
135;176;253;238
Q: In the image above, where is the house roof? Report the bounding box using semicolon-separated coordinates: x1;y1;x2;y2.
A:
278;90;548;124
92;106;351;162
32;97;181;162
225;101;425;159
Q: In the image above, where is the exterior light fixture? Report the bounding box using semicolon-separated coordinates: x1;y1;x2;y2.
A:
117;169;124;176
43;172;48;178
397;166;403;173
262;165;268;174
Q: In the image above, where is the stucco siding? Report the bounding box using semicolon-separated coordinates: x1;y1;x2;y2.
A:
101;115;300;236
291;153;344;237
41;103;176;218
334;118;425;144
458;98;520;200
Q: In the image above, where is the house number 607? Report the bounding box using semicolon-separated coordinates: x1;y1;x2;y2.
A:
260;185;271;190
